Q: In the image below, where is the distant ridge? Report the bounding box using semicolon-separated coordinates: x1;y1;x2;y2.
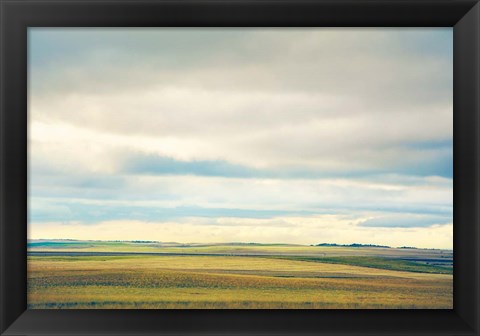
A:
28;239;451;250
28;239;300;247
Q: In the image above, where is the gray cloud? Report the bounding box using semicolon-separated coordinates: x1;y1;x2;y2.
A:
29;28;452;99
358;214;451;228
28;28;453;244
29;28;452;178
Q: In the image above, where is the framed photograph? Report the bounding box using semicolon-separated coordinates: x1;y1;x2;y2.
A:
1;0;479;335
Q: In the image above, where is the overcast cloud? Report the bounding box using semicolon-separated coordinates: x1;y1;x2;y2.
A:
28;28;453;248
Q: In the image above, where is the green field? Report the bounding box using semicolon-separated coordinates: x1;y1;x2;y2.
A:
27;241;453;309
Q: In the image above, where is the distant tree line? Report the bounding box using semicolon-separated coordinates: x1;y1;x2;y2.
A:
312;243;391;248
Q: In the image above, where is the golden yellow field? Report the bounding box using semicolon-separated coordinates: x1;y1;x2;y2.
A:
28;254;452;309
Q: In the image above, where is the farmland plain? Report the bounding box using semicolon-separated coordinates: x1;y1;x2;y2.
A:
28;240;453;309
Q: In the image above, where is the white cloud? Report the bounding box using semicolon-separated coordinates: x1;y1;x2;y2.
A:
28;28;453;247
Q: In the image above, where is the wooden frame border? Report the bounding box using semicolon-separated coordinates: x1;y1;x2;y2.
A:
1;1;478;335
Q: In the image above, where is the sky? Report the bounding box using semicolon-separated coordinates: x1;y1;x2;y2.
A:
28;28;453;248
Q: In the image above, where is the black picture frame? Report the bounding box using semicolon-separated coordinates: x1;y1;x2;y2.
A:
1;0;479;335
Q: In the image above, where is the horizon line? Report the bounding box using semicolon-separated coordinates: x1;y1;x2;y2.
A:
27;238;453;251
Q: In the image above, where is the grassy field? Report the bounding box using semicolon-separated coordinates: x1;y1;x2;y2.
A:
260;256;453;274
28;241;453;309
